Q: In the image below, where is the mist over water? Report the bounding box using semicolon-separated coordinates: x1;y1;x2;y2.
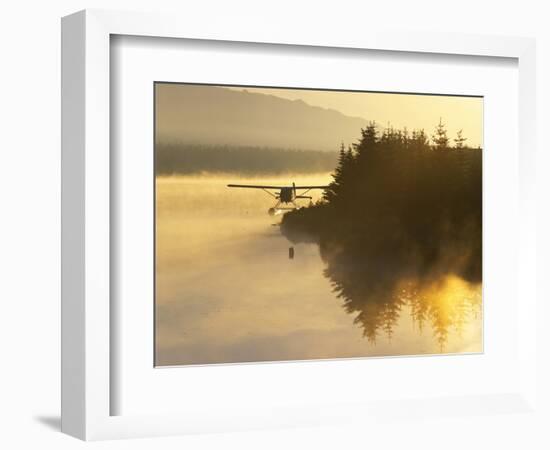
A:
155;173;482;366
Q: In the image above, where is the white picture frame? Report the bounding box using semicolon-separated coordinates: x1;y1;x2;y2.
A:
61;9;537;441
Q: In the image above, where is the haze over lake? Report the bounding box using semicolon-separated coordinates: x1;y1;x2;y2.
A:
155;174;482;366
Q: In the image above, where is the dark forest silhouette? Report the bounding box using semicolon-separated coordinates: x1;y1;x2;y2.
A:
281;120;482;348
156;143;338;175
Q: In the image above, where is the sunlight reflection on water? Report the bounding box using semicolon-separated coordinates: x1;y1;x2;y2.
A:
155;174;482;366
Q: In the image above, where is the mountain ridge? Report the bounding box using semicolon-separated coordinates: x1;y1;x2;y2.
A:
155;84;369;152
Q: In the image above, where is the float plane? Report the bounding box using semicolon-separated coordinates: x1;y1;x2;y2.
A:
227;182;328;216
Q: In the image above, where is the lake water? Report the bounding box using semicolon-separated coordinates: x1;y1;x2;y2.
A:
155;174;482;366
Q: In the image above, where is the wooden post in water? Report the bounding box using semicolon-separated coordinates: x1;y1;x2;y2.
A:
288;247;294;260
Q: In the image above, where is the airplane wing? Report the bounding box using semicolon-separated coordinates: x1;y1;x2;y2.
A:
227;184;329;190
293;186;329;189
227;184;284;189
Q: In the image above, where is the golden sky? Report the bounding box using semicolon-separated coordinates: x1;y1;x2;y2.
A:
228;86;483;148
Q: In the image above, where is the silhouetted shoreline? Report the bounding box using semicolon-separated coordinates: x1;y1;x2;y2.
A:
281;122;482;344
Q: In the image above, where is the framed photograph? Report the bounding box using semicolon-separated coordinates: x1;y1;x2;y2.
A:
153;82;484;366
61;9;537;440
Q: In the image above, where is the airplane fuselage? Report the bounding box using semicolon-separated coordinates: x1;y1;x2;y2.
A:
278;187;295;203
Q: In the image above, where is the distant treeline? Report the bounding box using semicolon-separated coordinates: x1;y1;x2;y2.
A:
155;142;338;175
281;121;482;345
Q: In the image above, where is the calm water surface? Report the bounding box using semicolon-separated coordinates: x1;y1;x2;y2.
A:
155;174;482;366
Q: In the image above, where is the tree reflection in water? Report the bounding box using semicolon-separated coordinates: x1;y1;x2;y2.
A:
321;243;481;350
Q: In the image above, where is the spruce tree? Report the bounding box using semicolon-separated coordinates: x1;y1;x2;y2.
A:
355;121;377;158
324;142;347;202
432;118;449;150
454;129;467;149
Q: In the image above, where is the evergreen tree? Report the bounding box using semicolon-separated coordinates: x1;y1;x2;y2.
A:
432;118;449;150
355;121;377;158
361;121;378;146
324;142;347;202
454;129;467;149
410;129;429;151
